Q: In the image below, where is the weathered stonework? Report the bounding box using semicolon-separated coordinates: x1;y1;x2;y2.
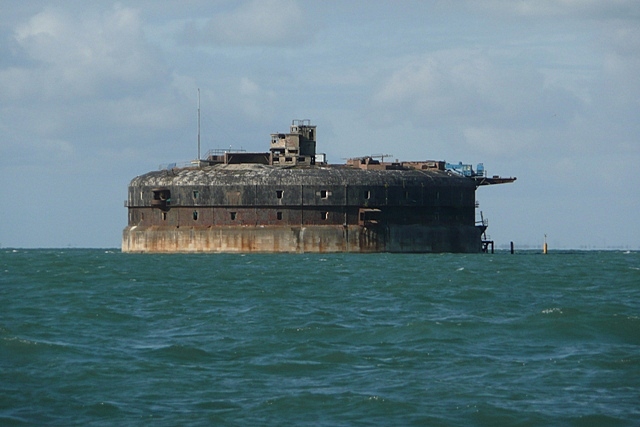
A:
123;120;513;253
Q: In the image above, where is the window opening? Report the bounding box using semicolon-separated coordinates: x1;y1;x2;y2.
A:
230;212;237;220
277;212;283;220
193;190;199;199
365;190;371;200
322;211;329;220
320;190;328;199
276;190;283;199
153;189;170;201
162;212;167;220
193;211;198;220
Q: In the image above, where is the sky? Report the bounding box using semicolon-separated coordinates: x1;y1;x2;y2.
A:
1;0;638;250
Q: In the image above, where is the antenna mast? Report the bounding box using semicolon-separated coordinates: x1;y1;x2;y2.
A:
197;88;201;160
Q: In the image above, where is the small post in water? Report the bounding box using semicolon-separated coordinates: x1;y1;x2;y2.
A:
510;241;514;254
543;234;548;254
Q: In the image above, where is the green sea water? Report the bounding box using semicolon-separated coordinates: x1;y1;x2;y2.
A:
1;249;639;426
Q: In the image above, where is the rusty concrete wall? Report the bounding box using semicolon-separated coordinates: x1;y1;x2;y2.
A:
124;163;481;253
127;205;474;229
122;224;480;253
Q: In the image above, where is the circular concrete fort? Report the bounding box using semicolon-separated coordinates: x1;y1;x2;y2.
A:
122;120;515;253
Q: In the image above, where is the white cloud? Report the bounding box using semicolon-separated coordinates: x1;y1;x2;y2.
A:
370;49;579;135
179;0;311;46
474;0;640;19
7;5;164;100
236;77;277;121
600;23;640;103
366;37;639;172
0;4;189;157
239;77;260;96
462;127;537;158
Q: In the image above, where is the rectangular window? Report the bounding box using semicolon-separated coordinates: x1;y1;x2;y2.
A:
230;212;237;220
322;211;329;220
193;211;198;220
277;211;283;220
320;190;328;199
162;212;167;220
193;190;199;199
365;190;371;199
276;190;283;199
